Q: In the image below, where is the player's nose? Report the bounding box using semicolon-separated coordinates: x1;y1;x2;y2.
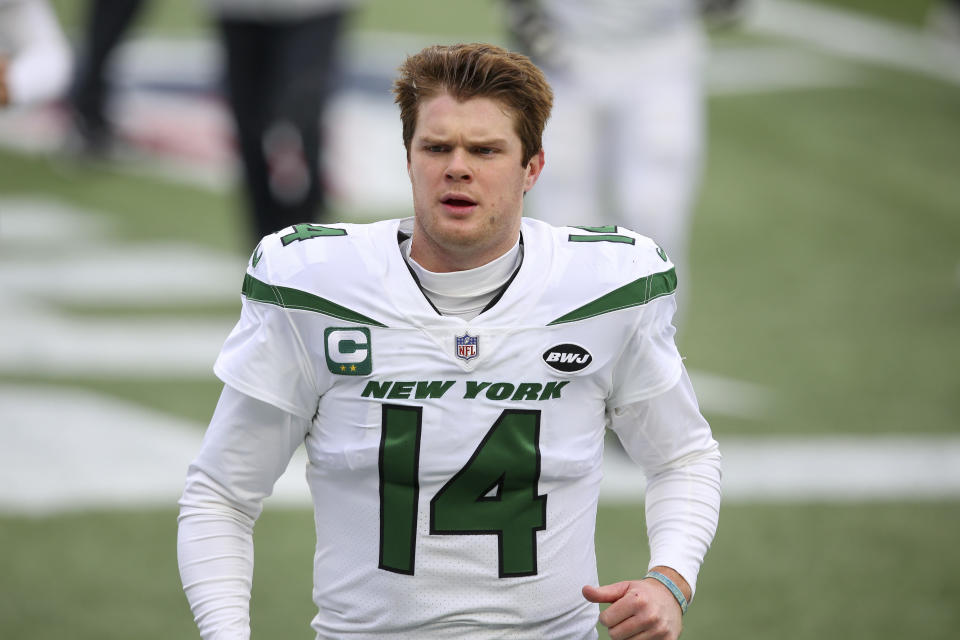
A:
444;148;472;181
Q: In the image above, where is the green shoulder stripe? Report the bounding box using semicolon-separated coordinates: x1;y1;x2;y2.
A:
547;268;677;325
242;274;388;327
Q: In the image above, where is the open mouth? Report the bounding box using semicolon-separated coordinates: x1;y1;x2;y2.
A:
442;196;477;207
441;195;478;213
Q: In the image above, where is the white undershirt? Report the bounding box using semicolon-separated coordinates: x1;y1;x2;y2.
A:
400;236;522;321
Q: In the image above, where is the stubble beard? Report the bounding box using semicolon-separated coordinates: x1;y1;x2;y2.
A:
418;209;518;271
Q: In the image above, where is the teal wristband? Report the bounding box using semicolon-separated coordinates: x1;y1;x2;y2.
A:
644;570;689;615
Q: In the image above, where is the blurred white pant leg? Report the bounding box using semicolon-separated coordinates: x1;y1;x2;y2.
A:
612;56;705;323
526;73;606;229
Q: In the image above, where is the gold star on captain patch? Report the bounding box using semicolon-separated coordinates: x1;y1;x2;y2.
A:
340;365;346;372
350;364;357;372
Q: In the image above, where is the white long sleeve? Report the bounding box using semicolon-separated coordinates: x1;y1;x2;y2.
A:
0;0;72;106
608;367;722;596
177;385;311;639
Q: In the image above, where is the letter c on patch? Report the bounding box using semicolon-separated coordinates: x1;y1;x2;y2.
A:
327;329;369;363
324;327;373;375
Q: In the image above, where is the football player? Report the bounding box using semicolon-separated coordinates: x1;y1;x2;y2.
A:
178;43;721;640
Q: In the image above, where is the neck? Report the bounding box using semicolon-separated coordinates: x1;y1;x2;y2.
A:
409;222;522;272
402;236;523;320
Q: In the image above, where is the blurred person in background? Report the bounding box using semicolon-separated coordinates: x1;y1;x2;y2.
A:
67;0;148;155
0;0;72;109
505;0;744;328
205;0;361;249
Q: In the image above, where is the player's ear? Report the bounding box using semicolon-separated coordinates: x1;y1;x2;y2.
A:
523;149;545;194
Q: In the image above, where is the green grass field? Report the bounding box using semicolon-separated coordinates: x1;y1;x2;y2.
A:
2;1;959;639
3;504;959;639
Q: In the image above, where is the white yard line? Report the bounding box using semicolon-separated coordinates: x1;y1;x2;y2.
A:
0;383;315;515
603;436;960;503
2;384;958;515
0;385;206;514
0;302;233;376
748;0;960;86
705;44;863;95
0;243;242;305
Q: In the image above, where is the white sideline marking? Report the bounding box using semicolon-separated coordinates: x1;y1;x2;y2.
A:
0;303;233;375
706;45;862;94
2;385;958;515
0;199;243;305
0;242;242;304
0;384;310;515
0;199;240;376
748;0;960;85
602;436;960;503
720;435;960;501
0;198;113;241
0;385;203;514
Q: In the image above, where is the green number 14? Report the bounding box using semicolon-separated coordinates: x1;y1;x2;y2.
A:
378;405;547;578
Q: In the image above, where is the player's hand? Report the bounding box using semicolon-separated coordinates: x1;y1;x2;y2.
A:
582;578;683;640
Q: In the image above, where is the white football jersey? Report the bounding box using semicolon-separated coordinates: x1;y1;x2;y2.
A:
214;217;682;639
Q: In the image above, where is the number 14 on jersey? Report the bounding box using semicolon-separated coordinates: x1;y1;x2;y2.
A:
378;404;547;578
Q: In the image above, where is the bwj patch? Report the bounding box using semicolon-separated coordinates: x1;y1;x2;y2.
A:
455;333;479;362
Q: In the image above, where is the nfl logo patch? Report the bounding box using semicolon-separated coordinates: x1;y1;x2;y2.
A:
455;333;479;361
